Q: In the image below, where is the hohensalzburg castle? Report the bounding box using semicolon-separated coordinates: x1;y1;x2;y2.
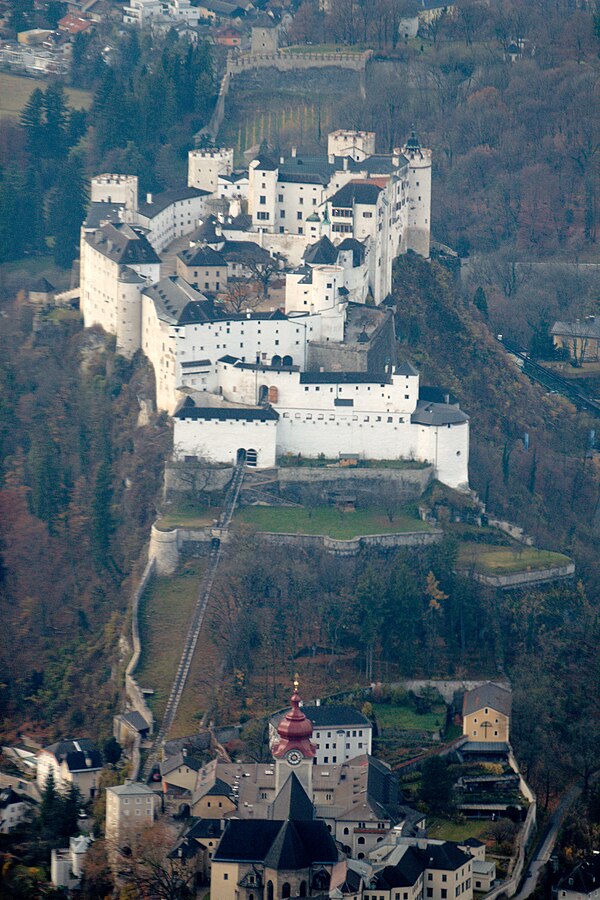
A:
79;129;469;489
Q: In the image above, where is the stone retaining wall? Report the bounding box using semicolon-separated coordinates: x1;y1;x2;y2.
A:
226;49;372;77
473;563;575;588
260;529;442;556
124;557;156;757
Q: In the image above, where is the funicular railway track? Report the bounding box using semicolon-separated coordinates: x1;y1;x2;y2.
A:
141;456;246;781
499;337;600;417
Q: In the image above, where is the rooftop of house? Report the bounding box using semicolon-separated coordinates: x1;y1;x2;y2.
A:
86;222;160;266
328;180;383;209
0;787;35;809
84;202;124;229
303;235;338;266
160;751;204;778
178;245;226;268
119;710;150;733
272;703;370;730
41;739;102;772
462;682;512;718
107;781;158;797
184;817;223;840
557;855;600;895
144;276;211;325
551;317;600;340
137;186;209;218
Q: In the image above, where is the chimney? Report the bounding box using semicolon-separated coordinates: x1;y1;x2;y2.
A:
291;146;297;158
146;192;153;204
316;698;321;707
280;156;285;164
328;154;335;164
444;393;450;404
343;158;348;171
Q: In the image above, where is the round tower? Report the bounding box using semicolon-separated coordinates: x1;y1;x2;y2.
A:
401;128;432;258
273;677;316;794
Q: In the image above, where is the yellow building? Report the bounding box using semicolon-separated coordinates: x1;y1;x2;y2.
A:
462;682;512;743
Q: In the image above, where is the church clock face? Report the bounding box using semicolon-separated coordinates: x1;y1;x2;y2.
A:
286;749;303;766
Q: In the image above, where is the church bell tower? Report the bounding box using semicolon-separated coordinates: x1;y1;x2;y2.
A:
272;677;316;796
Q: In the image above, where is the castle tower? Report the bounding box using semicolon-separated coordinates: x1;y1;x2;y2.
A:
400;128;432;258
273;678;316;796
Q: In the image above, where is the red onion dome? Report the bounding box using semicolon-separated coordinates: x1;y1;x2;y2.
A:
277;687;313;741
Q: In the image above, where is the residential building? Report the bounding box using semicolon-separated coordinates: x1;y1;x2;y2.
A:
36;739;102;799
556;855;600;900
462;682;512;743
551;317;600;363
51;835;93;890
0;787;35;833
105;781;158;849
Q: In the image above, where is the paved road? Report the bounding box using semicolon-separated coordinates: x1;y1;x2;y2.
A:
513;784;581;900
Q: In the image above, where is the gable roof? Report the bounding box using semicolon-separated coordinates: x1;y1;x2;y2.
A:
373;850;424;888
271;773;314;822
120;711;150;733
41;739;102;772
328;181;382;209
418;842;472;871
558;855;600;895
31;277;55;293
462;682;512;718
551;318;600;340
185;817;223;840
178;245;226;267
137;186;209;218
303;235;338;266
87;222;160;265
411;400;469;427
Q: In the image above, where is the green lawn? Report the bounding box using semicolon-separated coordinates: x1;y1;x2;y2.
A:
284;44;367;55
428;818;491;842
457;543;572;575
156;507;221;529
372;702;445;733
235;505;433;539
135;560;206;724
0;72;92;119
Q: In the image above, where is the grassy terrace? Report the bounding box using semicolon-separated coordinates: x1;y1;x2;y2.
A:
457;543;571;575
428;818;491;843
235;505;434;539
0;72;92;119
156;507;221;529
372;702;445;732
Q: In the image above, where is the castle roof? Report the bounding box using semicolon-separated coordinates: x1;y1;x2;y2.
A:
87;222;160;265
143;276;211;325
411;400;469;426
298;704;370;729
303;235;338;266
328;181;382;209
137;186;209;219
178;245;226;267
173;402;279;422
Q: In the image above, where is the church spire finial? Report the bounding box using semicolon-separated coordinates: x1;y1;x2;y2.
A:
293;673;300;692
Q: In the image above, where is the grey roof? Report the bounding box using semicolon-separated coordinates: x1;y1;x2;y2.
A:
419;842;472;872
214;818;337;867
108;782;157;796
189;215;222;244
31;277;55;293
253;154;278;171
551;318;600;340
461;741;510;753
303;235;338;265
411;400;469;426
372;849;425;888
174;402;279;422
42;739;102;772
121;711;150;732
222;240;272;264
143;276;211;325
300;371;392;385
118;265;146;284
0;787;34;809
419;386;459;404
178;245;226;268
396;361;419;376
557;856;600;895
184;817;223;840
271;773;314;822
328;181;382;208
86;222;160;265
300;704;370;728
137;186;209;218
84;201;124;229
161;752;203;777
462;682;512;717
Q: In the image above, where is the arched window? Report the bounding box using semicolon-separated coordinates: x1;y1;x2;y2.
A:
282;883;291;898
299;881;307;897
272;354;282;366
267;882;274;900
343;827;349;835
249;895;254;900
282;354;293;366
246;448;258;467
358;852;365;860
357;836;365;845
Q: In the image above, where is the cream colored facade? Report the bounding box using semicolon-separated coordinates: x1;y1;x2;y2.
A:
462;708;509;742
105;782;158;849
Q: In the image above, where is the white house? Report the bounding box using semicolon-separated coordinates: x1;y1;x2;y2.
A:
0;787;35;833
51;835;93;890
269;703;373;766
36;739;103;799
134;186;210;253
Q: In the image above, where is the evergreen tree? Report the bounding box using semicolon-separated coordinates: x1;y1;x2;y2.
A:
39;769;60;840
103;736;122;765
43;83;69;159
20;88;45;158
473;285;488;316
47;156;88;268
28;433;62;529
